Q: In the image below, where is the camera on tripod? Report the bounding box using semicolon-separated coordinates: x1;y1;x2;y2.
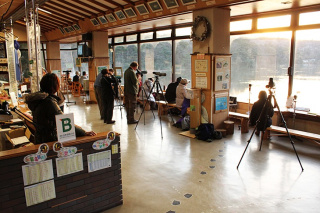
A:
115;76;121;83
153;72;166;77
266;78;275;89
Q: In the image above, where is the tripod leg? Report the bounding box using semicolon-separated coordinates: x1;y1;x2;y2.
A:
272;95;304;171
259;131;264;151
237;126;257;169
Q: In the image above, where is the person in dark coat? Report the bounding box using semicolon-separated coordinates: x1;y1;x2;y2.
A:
249;90;274;135
25;73;96;144
165;77;181;103
101;69;117;124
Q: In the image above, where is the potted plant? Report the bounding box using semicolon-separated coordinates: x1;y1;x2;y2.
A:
23;69;32;83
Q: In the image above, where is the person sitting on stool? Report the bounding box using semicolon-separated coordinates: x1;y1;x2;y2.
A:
249;90;274;136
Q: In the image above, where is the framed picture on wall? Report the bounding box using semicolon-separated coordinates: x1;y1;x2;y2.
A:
115;10;126;20
98;16;108;24
214;55;231;91
97;66;108;76
135;4;149;15
124;8;137;18
114;67;123;78
68;26;75;32
106;13;117;22
0;42;6;58
63;27;70;33
163;0;179;9
58;27;65;34
215;96;228;113
148;0;163;12
90;18;100;26
180;0;196;5
72;24;81;31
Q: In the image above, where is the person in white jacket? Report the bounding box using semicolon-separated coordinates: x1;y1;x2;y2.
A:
175;78;189;108
139;78;157;109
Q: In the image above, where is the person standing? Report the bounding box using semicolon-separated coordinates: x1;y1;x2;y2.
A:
94;69;104;120
124;62;139;124
101;69;117;124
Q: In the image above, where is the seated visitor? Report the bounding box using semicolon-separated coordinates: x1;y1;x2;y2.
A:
80;71;88;86
25;73;96;144
73;71;80;82
176;78;190;115
249;90;274;135
165;77;181;103
139;78;157;110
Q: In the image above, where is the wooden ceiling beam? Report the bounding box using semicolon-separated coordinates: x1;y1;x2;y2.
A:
38;14;71;26
46;0;92;19
88;0;117;11
100;0;123;9
120;0;134;6
41;5;81;22
57;0;93;19
71;0;106;14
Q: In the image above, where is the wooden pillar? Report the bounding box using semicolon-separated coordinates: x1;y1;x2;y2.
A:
191;8;230;129
46;42;61;73
88;31;109;103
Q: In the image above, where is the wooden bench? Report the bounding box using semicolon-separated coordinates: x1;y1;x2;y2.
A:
265;125;320;146
229;112;249;133
157;101;181;115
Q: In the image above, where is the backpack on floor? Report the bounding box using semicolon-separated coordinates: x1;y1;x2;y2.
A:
196;123;214;142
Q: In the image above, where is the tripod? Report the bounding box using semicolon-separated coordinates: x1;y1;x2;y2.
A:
237;88;304;171
114;79;124;118
62;70;76;106
135;75;174;138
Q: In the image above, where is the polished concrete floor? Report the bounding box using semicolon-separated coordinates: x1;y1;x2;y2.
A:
65;96;320;213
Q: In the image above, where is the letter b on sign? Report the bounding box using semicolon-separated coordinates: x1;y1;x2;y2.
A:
61;118;72;132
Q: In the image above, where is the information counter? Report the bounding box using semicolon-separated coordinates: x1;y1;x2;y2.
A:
0;132;123;212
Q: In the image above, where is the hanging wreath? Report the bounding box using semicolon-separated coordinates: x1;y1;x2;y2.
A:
191;16;211;42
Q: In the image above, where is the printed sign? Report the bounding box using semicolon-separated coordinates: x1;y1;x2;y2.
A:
53;141;77;158
55;113;76;142
87;150;111;173
24;144;49;164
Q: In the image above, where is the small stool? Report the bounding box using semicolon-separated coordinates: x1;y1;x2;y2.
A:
224;121;234;135
216;129;227;137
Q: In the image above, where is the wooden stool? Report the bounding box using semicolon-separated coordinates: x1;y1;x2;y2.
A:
216;129;227;137
224;121;234;135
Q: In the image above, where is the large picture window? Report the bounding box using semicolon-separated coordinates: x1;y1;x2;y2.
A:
294;29;320;113
114;44;138;83
175;39;192;85
140;41;172;88
230;32;291;108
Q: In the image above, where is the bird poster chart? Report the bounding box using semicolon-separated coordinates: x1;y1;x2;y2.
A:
53;142;83;177
88;131;116;173
22;144;56;207
214;55;231;91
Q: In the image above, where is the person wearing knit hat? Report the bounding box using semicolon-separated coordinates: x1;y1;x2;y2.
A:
176;78;189;108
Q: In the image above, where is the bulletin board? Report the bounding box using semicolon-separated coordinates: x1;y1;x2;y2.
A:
192;54;211;90
213;55;231;91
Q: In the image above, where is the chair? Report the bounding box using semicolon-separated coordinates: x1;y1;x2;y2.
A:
72;82;82;97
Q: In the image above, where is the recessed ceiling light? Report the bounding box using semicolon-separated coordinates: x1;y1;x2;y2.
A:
281;1;292;4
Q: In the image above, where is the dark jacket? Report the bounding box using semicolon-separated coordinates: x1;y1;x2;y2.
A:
25;92;86;144
165;81;179;103
250;98;274;131
124;67;138;95
101;75;118;99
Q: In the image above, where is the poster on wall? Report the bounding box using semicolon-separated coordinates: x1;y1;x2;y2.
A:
214;56;231;91
87;150;111;173
24;180;56;207
56;153;83;177
215;93;228;113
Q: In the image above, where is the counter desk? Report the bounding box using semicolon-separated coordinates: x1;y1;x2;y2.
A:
0;132;123;213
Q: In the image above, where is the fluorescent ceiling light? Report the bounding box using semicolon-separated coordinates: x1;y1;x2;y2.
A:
38;8;52;14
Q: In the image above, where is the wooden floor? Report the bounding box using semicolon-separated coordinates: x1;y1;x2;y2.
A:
64;95;320;213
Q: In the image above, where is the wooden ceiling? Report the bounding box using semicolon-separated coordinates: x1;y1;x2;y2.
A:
1;0;320;42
